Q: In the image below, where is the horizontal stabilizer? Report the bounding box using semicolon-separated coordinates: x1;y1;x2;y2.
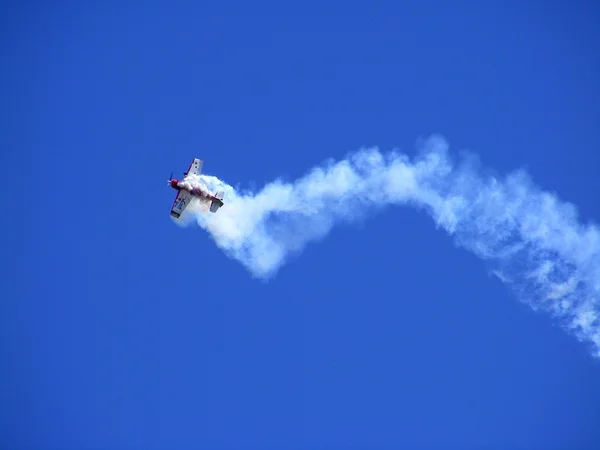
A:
210;200;223;212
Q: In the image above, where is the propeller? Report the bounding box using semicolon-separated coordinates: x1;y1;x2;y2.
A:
167;171;173;185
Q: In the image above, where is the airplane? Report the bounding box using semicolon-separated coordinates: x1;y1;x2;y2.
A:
167;158;224;219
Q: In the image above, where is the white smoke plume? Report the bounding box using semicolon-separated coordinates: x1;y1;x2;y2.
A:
177;178;204;192
181;135;600;357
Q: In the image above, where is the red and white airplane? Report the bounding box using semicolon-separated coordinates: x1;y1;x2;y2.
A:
167;158;224;219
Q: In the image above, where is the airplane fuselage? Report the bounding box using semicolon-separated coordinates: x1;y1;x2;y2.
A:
169;179;223;206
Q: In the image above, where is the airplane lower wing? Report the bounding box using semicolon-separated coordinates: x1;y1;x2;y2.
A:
170;190;193;219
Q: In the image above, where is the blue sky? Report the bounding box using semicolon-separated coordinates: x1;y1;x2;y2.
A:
3;1;600;449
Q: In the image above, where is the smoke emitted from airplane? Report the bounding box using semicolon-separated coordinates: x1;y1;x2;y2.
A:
186;135;600;357
177;177;207;193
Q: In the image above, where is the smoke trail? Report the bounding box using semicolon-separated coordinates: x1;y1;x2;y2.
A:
182;135;600;357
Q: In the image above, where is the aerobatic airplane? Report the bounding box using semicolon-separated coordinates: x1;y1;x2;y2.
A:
167;158;224;218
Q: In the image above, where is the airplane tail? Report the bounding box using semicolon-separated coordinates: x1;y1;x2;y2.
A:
209;191;225;213
209;200;222;213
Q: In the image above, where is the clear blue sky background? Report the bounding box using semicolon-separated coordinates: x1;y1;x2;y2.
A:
2;1;599;449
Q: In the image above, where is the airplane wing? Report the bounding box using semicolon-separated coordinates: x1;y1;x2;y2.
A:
170;190;193;219
184;158;203;177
